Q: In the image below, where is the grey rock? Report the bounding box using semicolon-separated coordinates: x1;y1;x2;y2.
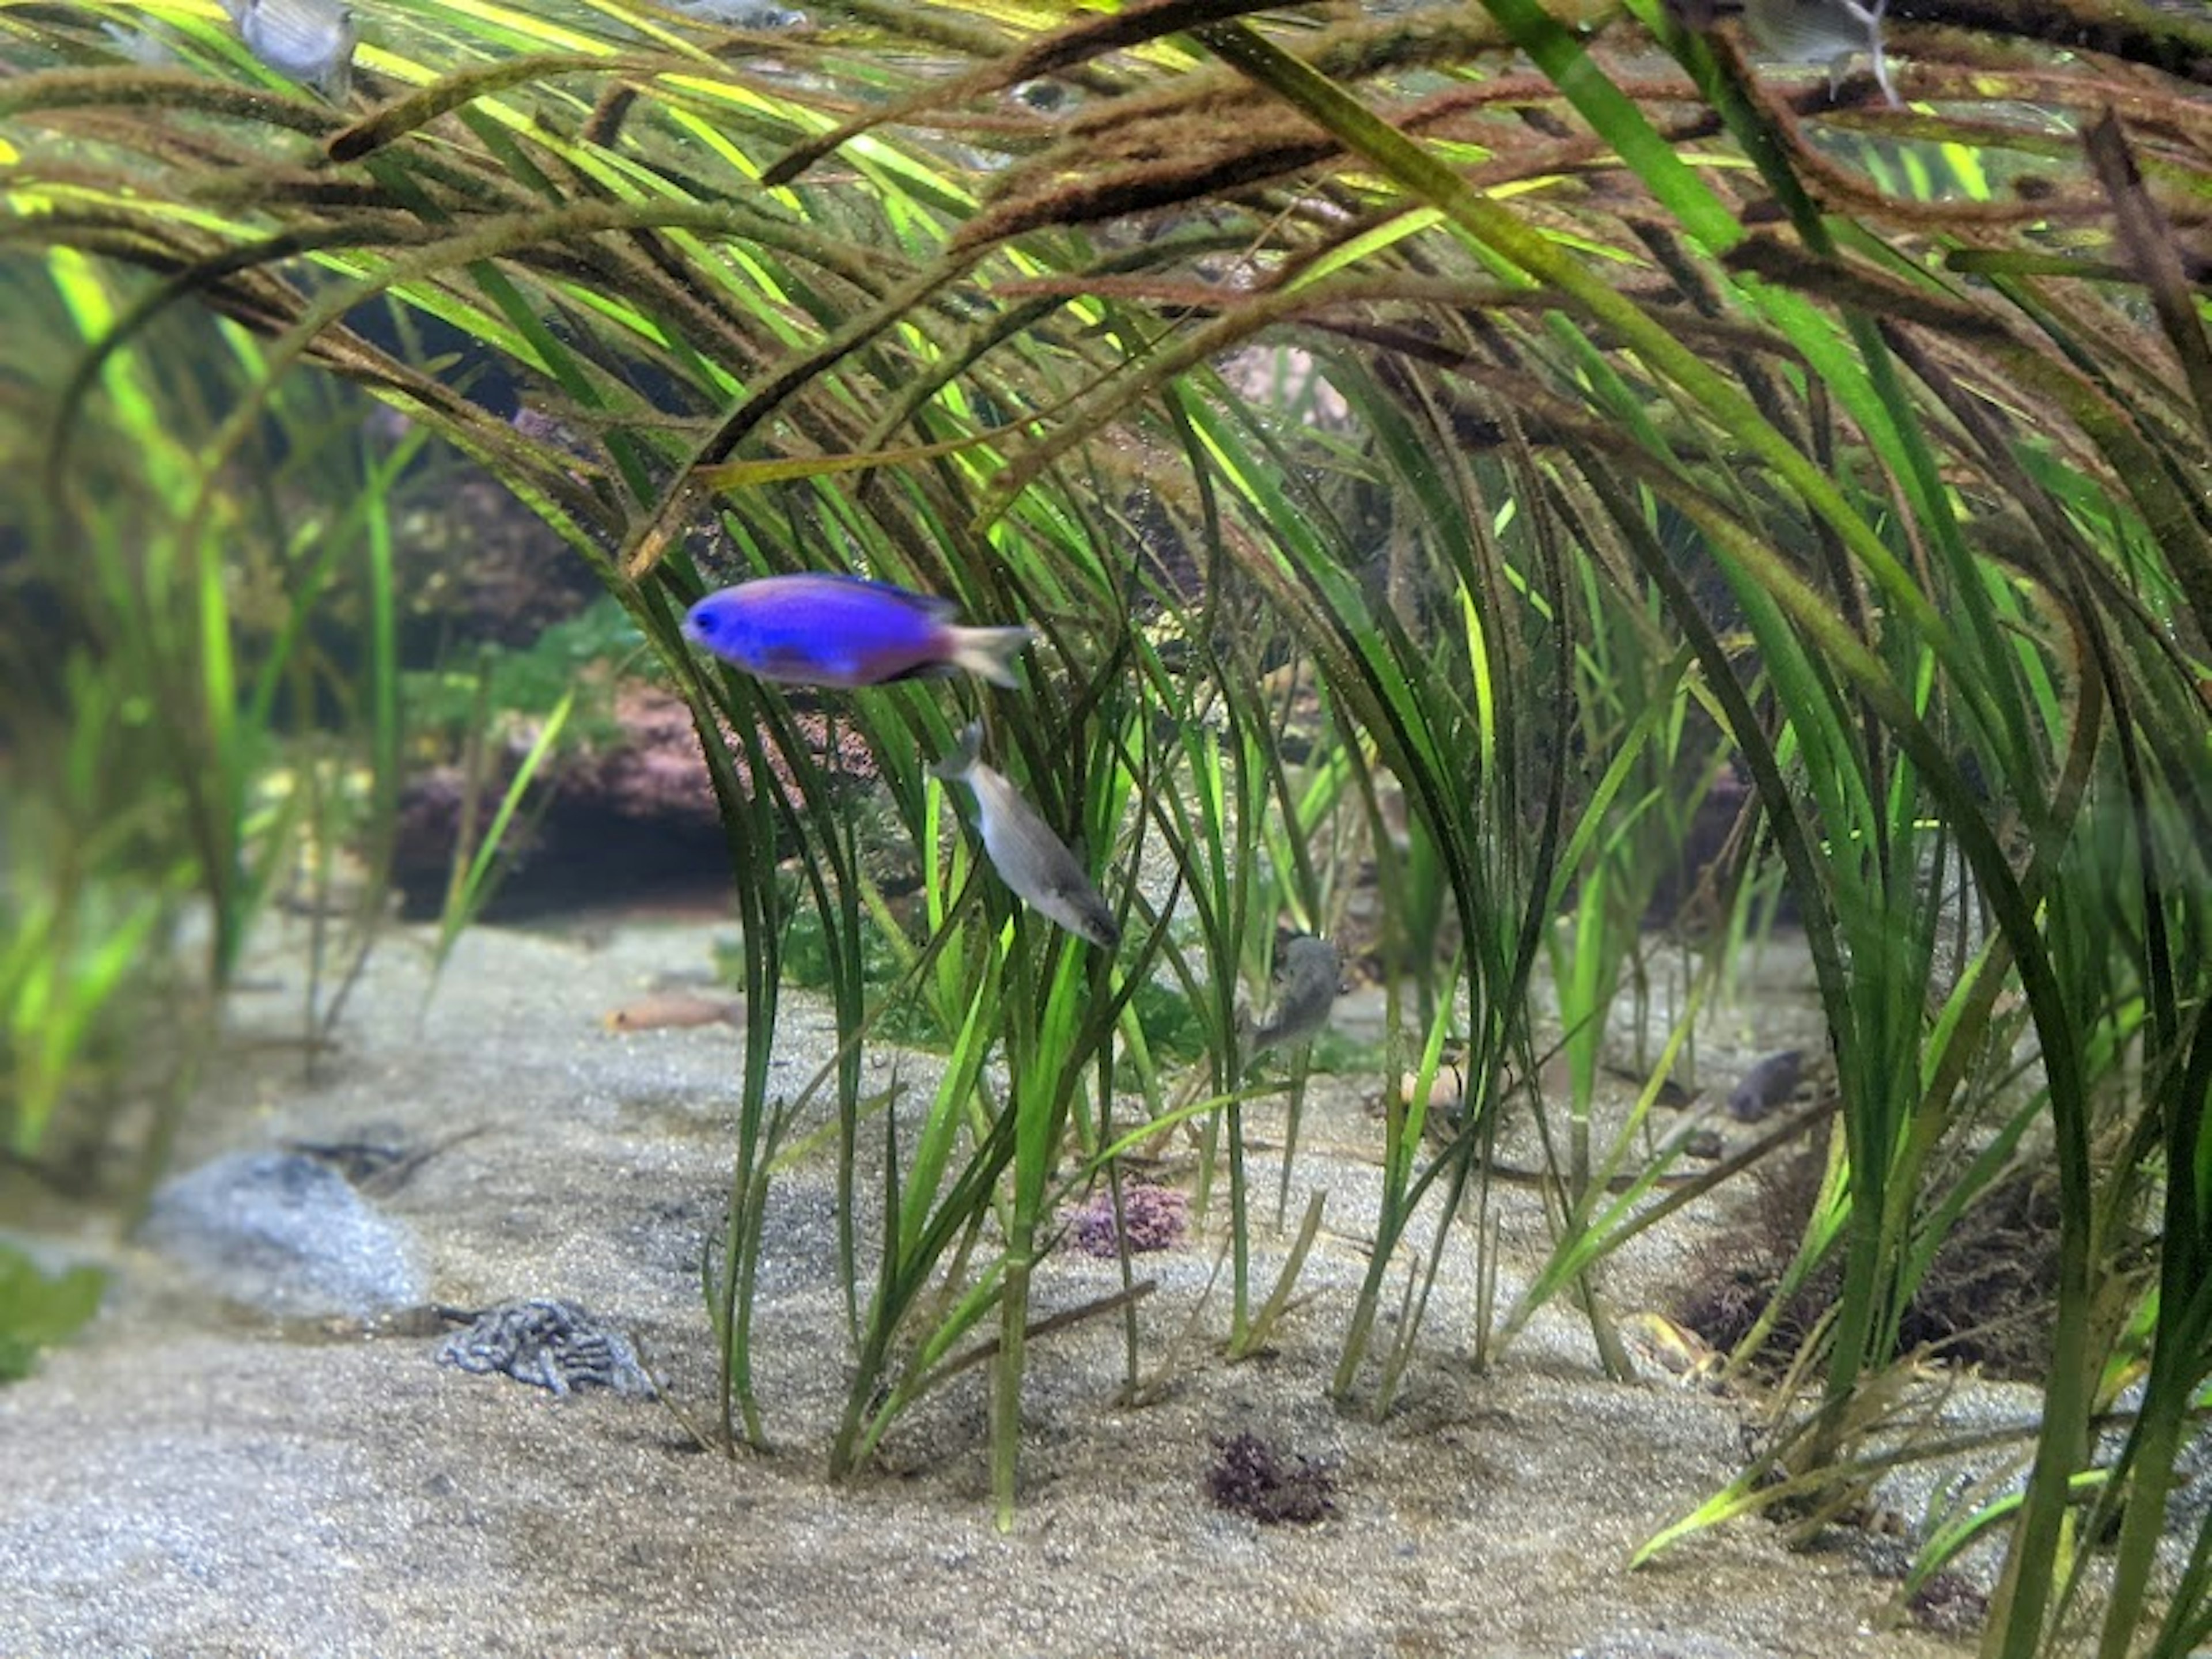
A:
139;1150;425;1318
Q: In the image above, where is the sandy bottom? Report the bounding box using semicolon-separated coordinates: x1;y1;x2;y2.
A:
0;918;1972;1658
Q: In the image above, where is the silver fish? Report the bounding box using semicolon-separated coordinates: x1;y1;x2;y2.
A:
222;0;358;101
101;21;179;65
932;723;1119;949
671;0;808;24
1240;935;1342;1059
1740;0;1896;106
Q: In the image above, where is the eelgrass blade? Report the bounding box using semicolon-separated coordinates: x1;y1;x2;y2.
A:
427;688;574;986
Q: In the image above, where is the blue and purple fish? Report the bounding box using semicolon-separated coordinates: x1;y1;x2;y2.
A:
682;574;1032;690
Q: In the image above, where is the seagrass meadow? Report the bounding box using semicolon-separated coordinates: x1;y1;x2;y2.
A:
3;1;2211;1654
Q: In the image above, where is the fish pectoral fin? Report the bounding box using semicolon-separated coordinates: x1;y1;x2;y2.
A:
881;660;960;684
759;641;850;679
930;722;984;782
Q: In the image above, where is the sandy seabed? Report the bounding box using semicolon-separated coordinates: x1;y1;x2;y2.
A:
0;917;1974;1658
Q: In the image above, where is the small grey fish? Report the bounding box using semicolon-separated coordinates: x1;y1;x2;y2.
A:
933;723;1119;950
1241;935;1342;1060
1728;1048;1805;1122
672;0;808;24
1740;0;1896;105
101;21;179;65
221;0;358;101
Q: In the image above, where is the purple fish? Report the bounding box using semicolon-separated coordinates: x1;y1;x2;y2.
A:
682;574;1032;689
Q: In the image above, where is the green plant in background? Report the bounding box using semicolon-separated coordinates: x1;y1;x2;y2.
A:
399;596;638;748
1;245;419;1191
0;1244;104;1382
5;3;2210;1649
0;237;449;1375
0;658;191;1168
1115;611;1305;1347
423;679;573;986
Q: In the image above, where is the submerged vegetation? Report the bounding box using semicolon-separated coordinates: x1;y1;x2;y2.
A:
5;0;2210;1651
1;247;416;1184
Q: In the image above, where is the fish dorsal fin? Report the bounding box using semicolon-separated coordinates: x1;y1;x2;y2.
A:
810;571;960;619
930;721;985;782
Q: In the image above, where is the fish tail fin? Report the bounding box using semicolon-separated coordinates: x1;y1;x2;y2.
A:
930;721;984;783
949;625;1033;688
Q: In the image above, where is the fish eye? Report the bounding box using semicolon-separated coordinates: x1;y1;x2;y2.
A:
690;609;719;635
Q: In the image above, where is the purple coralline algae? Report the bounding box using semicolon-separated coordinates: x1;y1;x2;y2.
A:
1063;1183;1188;1257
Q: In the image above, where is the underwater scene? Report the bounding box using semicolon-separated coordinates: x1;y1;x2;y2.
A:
3;1;2211;1653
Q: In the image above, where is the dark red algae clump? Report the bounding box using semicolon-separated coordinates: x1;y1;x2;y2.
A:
1907;1570;1988;1638
1206;1431;1336;1525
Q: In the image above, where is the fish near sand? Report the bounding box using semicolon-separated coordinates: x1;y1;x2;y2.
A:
932;723;1119;949
221;0;357;101
602;993;744;1033
683;574;1031;690
1240;934;1342;1061
1728;1048;1805;1122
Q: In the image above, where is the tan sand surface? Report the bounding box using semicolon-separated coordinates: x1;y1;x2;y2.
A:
0;921;1969;1658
